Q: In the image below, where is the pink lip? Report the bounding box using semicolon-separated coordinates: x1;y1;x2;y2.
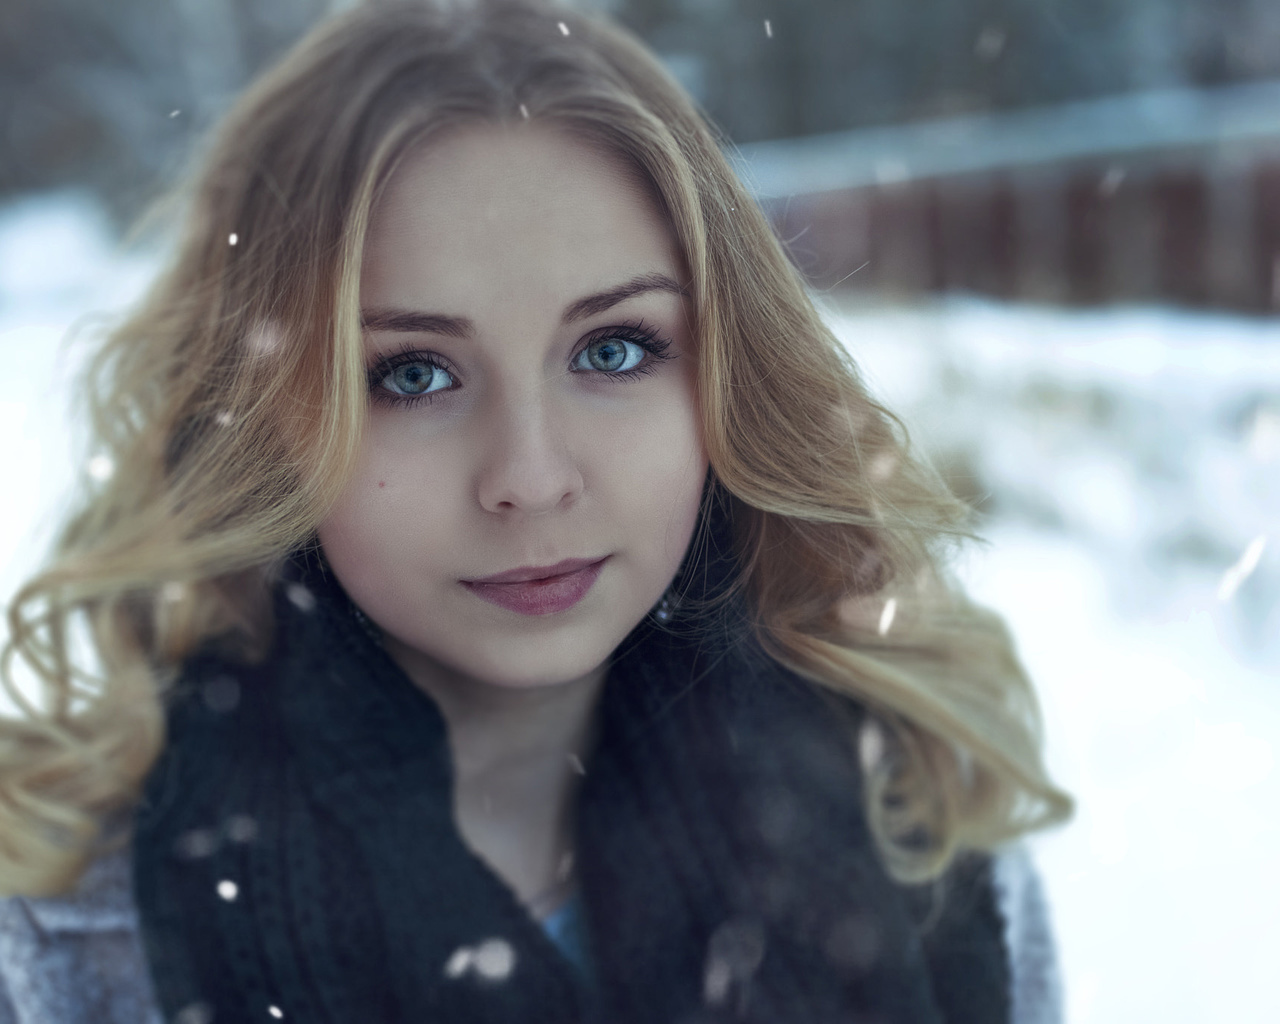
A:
461;557;609;616
467;557;605;584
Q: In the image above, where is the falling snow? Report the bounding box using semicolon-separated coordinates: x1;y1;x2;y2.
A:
974;26;1007;61
246;319;282;358
703;917;766;1005
286;582;317;612
174;1004;214;1024
87;454;114;481
858;720;885;775
869;451;897;481
1098;165;1126;197
226;814;259;843
1217;534;1268;601
174;828;219;860
444;938;516;981
216;879;239;901
444;947;473;979
877;598;896;636
473;938;516;980
556;850;574;881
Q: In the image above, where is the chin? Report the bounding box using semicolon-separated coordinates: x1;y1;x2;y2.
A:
487;669;602;691
384;629;617;693
475;644;618;690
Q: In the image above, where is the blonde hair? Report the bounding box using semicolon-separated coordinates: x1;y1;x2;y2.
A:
1;0;1070;897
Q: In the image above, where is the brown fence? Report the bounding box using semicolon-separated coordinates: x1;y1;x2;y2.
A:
740;83;1280;313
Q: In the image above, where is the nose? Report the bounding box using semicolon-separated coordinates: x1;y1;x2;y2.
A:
475;386;584;516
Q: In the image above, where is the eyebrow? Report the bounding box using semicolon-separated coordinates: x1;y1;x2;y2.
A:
360;272;686;337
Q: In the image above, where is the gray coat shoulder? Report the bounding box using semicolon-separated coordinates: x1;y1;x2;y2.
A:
0;847;162;1024
992;843;1065;1024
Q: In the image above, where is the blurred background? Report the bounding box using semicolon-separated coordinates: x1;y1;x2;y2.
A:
2;1;1277;1020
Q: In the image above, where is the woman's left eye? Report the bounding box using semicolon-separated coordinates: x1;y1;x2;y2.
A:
572;327;671;378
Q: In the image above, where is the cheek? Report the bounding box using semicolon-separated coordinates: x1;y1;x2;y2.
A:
315;427;453;585
622;397;707;571
315;491;392;598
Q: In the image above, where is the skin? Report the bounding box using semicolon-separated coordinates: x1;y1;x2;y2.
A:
316;124;708;912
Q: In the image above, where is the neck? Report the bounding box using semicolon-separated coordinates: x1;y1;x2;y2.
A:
383;638;606;913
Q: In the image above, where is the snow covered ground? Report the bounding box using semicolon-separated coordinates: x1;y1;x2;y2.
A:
2;193;1278;1022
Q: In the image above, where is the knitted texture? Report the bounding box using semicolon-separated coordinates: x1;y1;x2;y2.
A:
130;556;1011;1023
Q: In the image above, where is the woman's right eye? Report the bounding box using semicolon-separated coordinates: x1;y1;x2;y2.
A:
369;356;457;405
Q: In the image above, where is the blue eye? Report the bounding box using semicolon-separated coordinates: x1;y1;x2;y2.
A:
383;361;451;395
368;353;457;406
575;336;646;373
572;326;672;380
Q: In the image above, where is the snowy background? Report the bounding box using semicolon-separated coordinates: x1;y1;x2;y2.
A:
821;295;1280;1023
2;192;1278;1022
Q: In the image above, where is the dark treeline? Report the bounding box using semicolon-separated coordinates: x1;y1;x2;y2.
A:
3;0;1279;221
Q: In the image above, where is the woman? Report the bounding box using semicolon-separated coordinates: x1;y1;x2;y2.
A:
0;1;1072;1021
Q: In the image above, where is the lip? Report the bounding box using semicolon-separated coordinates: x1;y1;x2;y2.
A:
461;556;609;616
466;557;606;585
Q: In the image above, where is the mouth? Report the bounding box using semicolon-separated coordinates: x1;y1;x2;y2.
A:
465;556;607;585
460;556;609;616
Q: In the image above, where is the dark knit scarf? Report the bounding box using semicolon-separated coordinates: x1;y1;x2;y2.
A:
133;554;1010;1024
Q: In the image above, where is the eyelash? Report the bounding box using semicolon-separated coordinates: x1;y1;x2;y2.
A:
365;320;675;409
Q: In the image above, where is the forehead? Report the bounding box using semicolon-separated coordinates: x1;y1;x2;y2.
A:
361;124;683;309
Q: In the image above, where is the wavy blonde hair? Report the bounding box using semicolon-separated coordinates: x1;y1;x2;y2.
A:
1;0;1070;897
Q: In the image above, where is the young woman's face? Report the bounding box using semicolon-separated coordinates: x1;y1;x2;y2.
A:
317;125;707;693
